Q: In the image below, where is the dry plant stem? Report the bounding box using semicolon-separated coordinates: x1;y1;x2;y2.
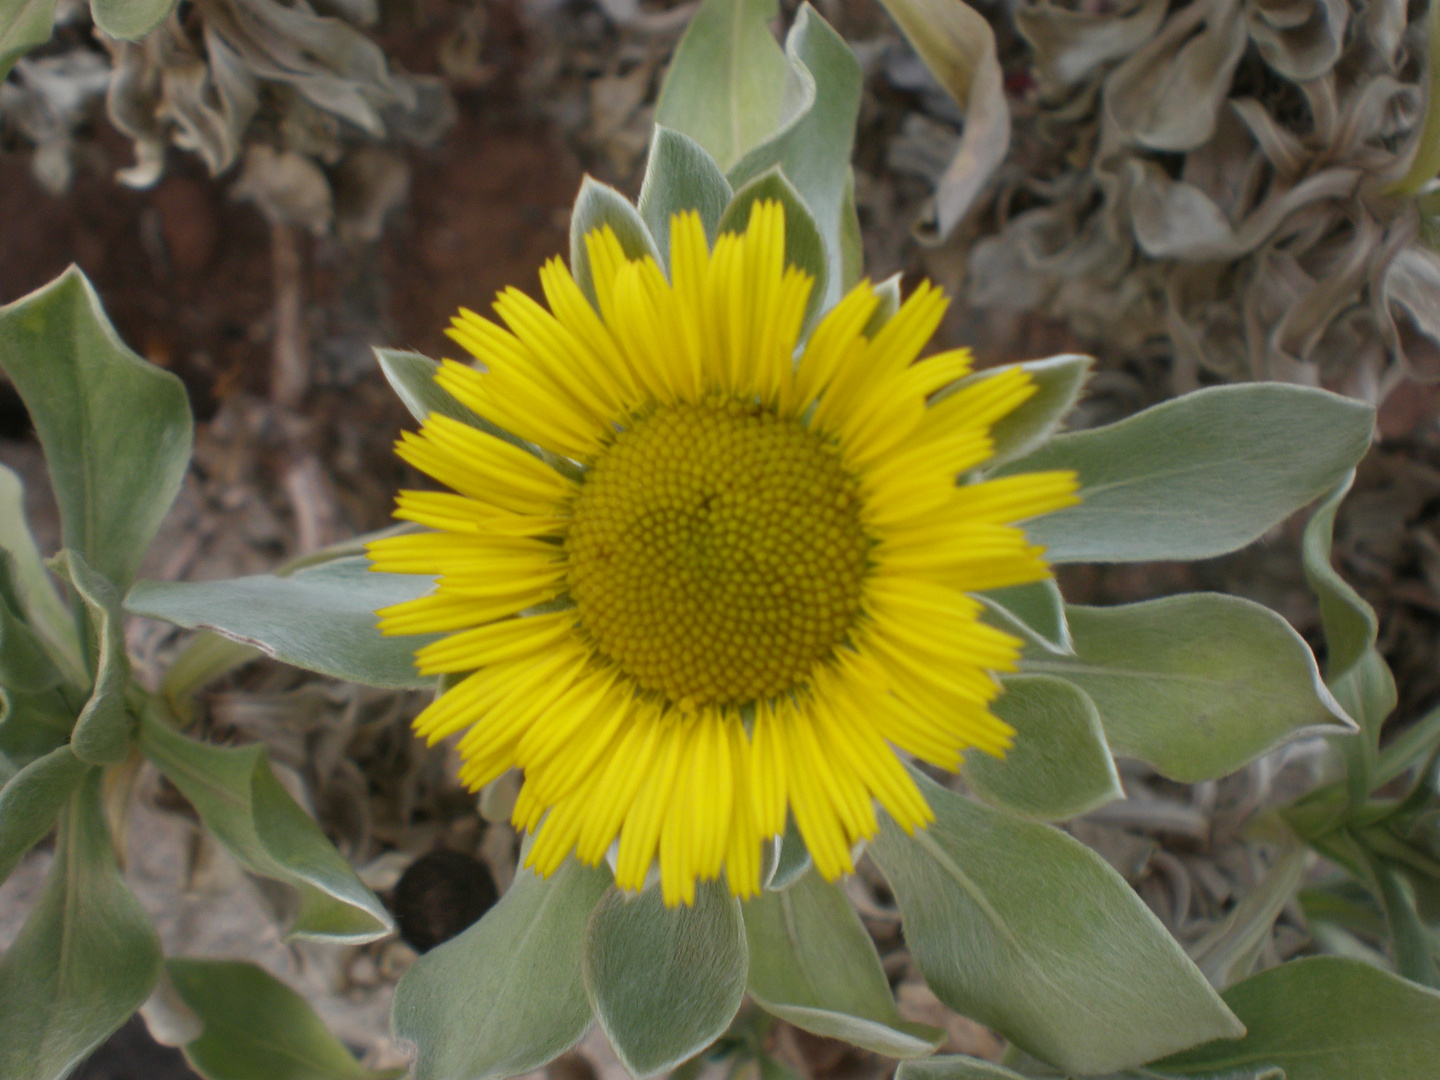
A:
270;220;309;409
284;454;344;554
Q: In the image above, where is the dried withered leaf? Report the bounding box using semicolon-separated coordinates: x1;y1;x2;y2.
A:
230;143;334;233
1015;0;1168;93
1246;0;1349;82
1380;243;1440;381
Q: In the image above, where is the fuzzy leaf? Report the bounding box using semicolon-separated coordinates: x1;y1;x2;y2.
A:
966;675;1122;820
0;267;192;592
0;0;55;79
638;127;734;263
0;770;162;1080
1025;595;1352;782
394;857;612;1080
91;0;177;39
0;464;80;684
0;744;87;885
1004;384;1374;563
168;959;404;1080
979;579;1071;654
898;1058;1029;1080
138;712;393;943
718;168;829;331
126;557;437;690
952;353;1092;468
569;177;662;310
584;881;747;1077
868;771;1242;1075
744;871;943;1057
56;550;134;765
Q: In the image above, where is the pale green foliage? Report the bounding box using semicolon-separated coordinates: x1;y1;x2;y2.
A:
0;0;56;80
90;0;175;39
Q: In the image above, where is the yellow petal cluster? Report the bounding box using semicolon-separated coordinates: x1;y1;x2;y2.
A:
370;202;1079;905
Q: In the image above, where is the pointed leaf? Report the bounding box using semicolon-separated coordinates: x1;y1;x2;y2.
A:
0;266;192;592
768;815;813;890
0;463;81;682
654;0;791;172
138;711;393;943
54;550;135;765
0;555;62;694
944;354;1092;469
584;881;747;1077
897;1058;1030;1080
0;685;74;768
0;770;162;1080
126;557;437;690
1001;384;1374;562
719;168;828;331
1025;595;1353;782
1155;956;1440;1079
979;579;1071;654
167;959;404;1080
0;744;87;885
868;772;1242;1075
569;177;662;310
743;871;943;1057
0;0;55;80
728;5;862;306
639;127;734;263
393;858;613;1080
965;675;1122;821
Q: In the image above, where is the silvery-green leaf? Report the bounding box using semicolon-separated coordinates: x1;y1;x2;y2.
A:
728;5;862;306
0;463;80;684
869;772;1241;1075
718;168;829;331
952;353;1092;469
1003;384;1374;563
0;686;73;768
570;177;662;310
0;770;162;1080
167;959;404;1080
1154;956;1440;1079
1025;595;1352;783
898;1057;1030;1080
966;675;1122;821
56;550;134;766
979;579;1071;654
654;0;791;172
90;0;177;40
638;127;734;263
744;871;943;1057
0;556;61;695
393;857;611;1080
1186;845;1307;989
138;711;393;943
0;744;87;885
584;881;747;1078
126;557;437;690
767;815;813;890
0;266;192;593
0;0;55;80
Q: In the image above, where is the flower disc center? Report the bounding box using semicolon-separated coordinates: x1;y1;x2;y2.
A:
566;400;870;707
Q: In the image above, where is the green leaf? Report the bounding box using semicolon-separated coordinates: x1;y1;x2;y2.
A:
1376;702;1440;789
0;555;62;694
393;857;612;1080
965;675;1122;821
0;463;82;683
137;711;393;943
950;354;1092;469
1025;595;1352;783
743;871;943;1057
0;685;74;768
56;549;135;765
767;815;812;890
0;769;162;1080
1001;384;1374;563
868;772;1242;1075
897;1057;1030;1080
0;266;193;592
1366;853;1440;989
570;177;663;310
1187;845;1307;989
839;172;863;292
654;0;791;172
728;5;862;306
1155;956;1440;1079
864;273;903;337
0;744;87;885
639;127;734;263
167;959;404;1080
126;556;437;690
89;0;177;40
0;0;55;80
979;579;1071;654
718;168;829;332
584;881;748;1077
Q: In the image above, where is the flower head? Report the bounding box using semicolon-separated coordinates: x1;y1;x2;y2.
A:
370;201;1078;905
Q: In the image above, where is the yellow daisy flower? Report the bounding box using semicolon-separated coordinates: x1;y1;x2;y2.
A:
370;201;1079;906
